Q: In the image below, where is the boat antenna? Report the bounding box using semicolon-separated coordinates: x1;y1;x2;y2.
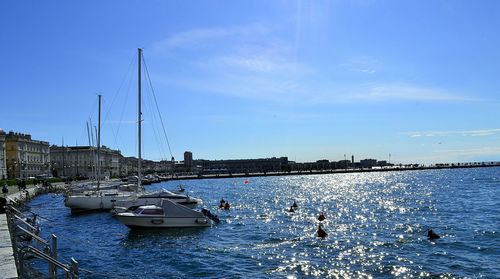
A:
137;48;142;192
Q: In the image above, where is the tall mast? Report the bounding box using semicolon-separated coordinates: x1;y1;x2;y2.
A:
97;94;101;191
75;140;79;177
62;137;65;177
89;121;96;180
86;121;92;179
137;48;142;191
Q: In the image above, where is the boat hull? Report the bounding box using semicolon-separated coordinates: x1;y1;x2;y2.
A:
64;192;134;213
116;215;211;228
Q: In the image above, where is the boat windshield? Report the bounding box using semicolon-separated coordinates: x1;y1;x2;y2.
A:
141;208;164;215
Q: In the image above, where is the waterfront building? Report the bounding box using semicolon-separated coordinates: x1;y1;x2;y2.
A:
184;151;193;171
142;159;165;174
120;157;173;177
122;156;138;176
316;160;330;170
196;157;289;174
5;131;50;179
376;160;390;167
50;145;122;178
337;160;351;169
0;130;6;179
360;159;378;168
159;159;175;173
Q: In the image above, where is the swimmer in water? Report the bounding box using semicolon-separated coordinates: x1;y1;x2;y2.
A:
317;224;328;238
318;212;325;221
427;229;440;240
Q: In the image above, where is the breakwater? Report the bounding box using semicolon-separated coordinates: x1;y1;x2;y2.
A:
167;163;500;181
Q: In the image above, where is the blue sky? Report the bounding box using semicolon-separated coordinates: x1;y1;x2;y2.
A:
1;0;499;164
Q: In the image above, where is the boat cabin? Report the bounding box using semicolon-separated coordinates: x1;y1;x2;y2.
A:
133;205;164;216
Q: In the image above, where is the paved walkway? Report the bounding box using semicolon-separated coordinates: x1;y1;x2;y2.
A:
0;213;18;279
0;184;51;279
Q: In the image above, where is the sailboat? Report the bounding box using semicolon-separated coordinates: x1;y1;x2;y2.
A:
64;95;135;214
115;49;212;228
111;48;203;213
65;48;203;214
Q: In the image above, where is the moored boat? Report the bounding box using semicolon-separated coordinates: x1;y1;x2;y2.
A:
64;190;135;214
115;199;211;228
111;189;203;214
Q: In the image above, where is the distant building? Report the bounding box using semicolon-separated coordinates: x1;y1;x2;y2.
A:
377;160;392;167
5;131;50;179
196;157;288;174
122;156;138;176
159;159;174;173
316;160;330;170
337;160;351;169
0;130;6;179
360;159;377;168
184;151;193;171
50;145;122;178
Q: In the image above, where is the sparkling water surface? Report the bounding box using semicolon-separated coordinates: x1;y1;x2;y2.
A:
25;168;500;278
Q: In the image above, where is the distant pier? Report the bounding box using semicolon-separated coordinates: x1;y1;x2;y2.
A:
166;163;500;181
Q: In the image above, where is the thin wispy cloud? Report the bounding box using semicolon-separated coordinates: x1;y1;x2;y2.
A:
404;128;500;137
150;23;308;103
433;146;500;156
153;24;271;50
354;85;474;102
151;22;476;106
217;53;303;74
342;56;380;74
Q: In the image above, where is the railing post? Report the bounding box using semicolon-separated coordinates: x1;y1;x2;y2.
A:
48;247;54;277
70;257;79;279
51;234;58;278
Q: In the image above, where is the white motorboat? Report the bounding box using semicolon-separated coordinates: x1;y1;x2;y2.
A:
111;189;203;214
115;199;212;228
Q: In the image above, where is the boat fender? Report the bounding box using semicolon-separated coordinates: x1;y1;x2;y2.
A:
195;218;208;224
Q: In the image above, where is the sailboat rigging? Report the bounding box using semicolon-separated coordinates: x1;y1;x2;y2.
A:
64;48;202;214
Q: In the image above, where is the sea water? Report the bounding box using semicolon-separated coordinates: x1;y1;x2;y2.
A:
25;167;499;278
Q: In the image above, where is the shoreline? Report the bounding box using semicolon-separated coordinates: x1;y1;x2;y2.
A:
166;164;500;181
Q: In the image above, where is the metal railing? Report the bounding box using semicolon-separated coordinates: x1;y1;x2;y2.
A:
5;204;79;279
